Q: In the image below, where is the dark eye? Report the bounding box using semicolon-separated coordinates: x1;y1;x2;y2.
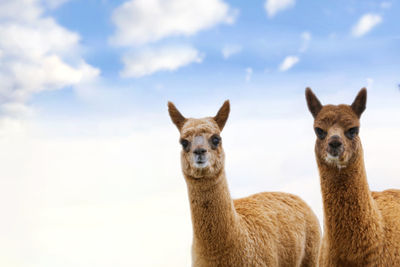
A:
210;135;221;148
345;127;359;139
315;127;327;140
180;139;190;150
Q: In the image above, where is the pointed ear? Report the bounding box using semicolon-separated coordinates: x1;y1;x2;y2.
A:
305;87;323;118
168;101;186;131
213;100;230;131
351;88;367;118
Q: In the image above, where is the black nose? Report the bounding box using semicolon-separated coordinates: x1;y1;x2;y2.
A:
329;136;342;149
194;148;207;155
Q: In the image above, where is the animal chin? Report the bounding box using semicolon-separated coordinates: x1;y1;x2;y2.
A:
187;161;211;179
325;153;347;169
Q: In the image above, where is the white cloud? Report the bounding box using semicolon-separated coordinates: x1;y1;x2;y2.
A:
0;18;79;59
264;0;295;17
0;0;42;21
352;13;382;37
222;44;242;59
120;46;203;78
110;0;238;46
299;31;311;53
0;102;35;117
279;55;299;71
245;67;253;82
0;0;99;116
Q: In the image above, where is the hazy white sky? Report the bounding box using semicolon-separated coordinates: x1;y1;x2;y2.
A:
1;91;400;266
0;0;399;266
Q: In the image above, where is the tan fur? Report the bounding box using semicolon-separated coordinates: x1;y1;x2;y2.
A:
169;101;321;267
306;88;400;266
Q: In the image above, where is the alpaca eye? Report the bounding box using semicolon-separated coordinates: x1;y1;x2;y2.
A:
210;135;221;148
345;127;359;139
212;137;220;146
180;139;190;150
315;127;327;140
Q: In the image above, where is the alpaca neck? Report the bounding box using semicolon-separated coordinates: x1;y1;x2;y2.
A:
185;170;240;256
318;149;383;253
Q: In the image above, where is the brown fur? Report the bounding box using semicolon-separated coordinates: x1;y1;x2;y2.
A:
306;88;400;266
169;100;321;267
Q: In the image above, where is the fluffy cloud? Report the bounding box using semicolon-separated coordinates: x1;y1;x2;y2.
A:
111;0;237;78
0;0;70;20
264;0;295;17
279;55;299;71
0;0;41;21
120;46;203;78
0;0;99;116
110;0;237;46
222;44;242;59
352;13;382;37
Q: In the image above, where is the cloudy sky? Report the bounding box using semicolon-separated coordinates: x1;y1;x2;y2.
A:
0;0;399;266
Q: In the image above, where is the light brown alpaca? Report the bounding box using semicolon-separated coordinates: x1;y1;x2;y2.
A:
168;100;321;267
306;88;400;266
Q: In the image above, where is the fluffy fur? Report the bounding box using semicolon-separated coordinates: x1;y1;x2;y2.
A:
169;100;321;267
306;88;400;266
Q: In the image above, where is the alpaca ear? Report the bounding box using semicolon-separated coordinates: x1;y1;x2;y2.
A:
351;88;367;118
305;87;323;118
214;100;230;131
168;101;186;131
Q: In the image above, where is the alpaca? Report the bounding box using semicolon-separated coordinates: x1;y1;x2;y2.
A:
306;88;400;266
168;100;321;267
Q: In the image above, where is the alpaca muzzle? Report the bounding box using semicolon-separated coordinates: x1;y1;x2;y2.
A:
327;135;344;157
193;149;208;168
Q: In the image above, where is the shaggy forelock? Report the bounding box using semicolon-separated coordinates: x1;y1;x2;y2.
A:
181;118;220;138
315;105;360;129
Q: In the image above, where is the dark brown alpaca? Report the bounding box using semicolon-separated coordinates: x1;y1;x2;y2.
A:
168;100;321;267
306;88;400;266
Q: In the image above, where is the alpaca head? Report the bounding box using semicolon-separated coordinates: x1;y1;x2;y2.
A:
305;88;367;169
168;100;230;179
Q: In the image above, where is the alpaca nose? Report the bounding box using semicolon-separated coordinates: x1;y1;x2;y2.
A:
194;148;207;155
329;136;342;149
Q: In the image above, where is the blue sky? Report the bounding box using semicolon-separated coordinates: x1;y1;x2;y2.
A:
0;1;400;266
18;0;399;121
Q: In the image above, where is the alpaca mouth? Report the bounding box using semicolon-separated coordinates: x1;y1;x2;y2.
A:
325;153;347;169
328;151;340;157
327;147;343;157
194;159;208;168
326;154;339;161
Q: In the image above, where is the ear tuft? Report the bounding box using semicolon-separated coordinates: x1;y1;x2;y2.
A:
168;101;186;131
351;88;367;118
214;100;230;131
305;87;323;118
